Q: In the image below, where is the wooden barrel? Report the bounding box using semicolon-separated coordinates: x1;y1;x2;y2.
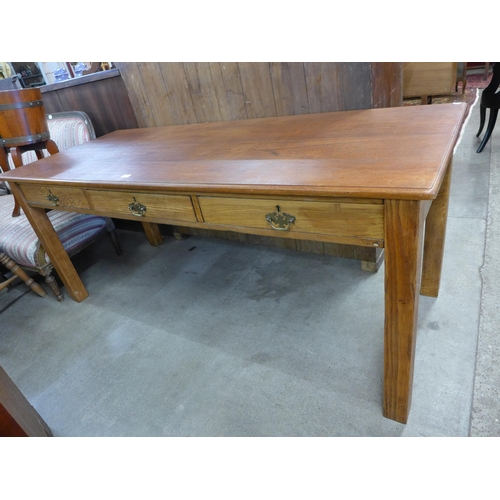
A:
0;88;50;147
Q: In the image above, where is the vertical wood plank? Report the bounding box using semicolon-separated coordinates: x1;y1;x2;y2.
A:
238;63;277;118
183;63;222;123
113;62;154;128
39;91;64;113
269;62;310;116
109;77;140;129
71;80;127;136
370;62;403;109
209;62;247;121
383;199;426;423
158;62;198;125
52;86;80;113
304;62;344;113
137;62;174;127
43;78;139;137
339;62;372;110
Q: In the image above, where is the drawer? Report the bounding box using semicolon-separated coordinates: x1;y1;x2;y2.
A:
20;184;90;209
198;196;384;240
87;190;197;223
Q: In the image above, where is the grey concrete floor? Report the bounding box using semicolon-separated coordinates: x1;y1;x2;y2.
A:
0;95;498;437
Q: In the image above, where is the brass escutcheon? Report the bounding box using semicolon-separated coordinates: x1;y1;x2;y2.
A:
265;205;296;231
46;190;59;206
128;197;147;217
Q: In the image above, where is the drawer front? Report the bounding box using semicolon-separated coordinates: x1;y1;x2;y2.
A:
20;184;90;209
199;196;384;240
87;190;197;223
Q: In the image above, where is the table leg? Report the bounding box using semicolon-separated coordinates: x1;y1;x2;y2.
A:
8;183;89;303
421;159;452;297
141;222;163;246
383;199;426;423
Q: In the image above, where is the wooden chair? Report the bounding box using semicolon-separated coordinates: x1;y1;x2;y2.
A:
1;251;46;298
0;88;60;217
477;62;500;153
0;111;122;301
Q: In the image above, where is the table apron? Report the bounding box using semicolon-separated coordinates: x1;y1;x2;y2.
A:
17;184;386;249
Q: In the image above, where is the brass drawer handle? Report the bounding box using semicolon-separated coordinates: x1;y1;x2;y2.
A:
46;190;59;206
265;206;296;231
128;197;147;217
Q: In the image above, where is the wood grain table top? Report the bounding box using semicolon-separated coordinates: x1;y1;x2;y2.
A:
0;103;468;200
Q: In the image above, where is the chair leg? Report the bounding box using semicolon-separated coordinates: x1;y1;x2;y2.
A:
477;104;486;137
104;217;123;255
0;252;47;298
108;230;123;255
44;272;64;302
45;139;59;156
477;108;499;153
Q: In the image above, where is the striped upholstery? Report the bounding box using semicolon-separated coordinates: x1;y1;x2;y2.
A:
0;111;117;299
7;112;95;168
0;195;107;267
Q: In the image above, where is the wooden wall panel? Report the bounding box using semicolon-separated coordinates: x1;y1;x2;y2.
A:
209;62;247;121
41;69;138;137
136;62;172;127
269;62;309;116
115;62;401;128
371;62;403;108
303;63;338;113
238;62;278;119
183;62;223;123
112;62;152;128
158;62;198;125
340;63;373;110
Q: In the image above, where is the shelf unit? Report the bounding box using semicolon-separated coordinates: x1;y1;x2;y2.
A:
10;62;46;88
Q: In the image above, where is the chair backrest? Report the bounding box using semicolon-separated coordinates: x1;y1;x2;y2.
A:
7;110;95;168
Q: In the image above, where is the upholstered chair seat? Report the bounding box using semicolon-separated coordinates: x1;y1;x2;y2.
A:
0;111;121;300
0;192;119;301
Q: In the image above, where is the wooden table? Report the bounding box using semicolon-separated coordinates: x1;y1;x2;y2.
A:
0;103;468;423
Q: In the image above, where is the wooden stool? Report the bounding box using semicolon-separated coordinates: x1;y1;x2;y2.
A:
0;88;59;217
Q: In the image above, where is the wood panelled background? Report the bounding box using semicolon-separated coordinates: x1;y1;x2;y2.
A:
40;69;138;137
114;62;402;128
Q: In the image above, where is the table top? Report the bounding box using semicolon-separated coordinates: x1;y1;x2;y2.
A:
1;103;468;200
